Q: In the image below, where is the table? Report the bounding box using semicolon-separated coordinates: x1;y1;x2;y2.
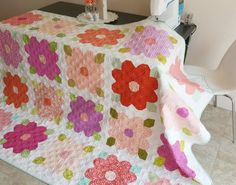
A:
39;1;197;62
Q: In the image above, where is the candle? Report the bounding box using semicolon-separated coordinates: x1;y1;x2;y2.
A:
97;0;108;20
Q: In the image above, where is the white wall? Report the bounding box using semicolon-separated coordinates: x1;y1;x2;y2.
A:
0;0;236;110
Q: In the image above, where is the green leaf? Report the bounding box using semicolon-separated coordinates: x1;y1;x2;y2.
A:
29;27;39;31
153;156;165;167
33;157;46;164
96;88;104;97
95;104;103;112
56;33;66;38
58;134;67;141
64;45;72;56
0;138;6;145
93;133;101;141
63;169;73;180
21;119;30;125
55;75;62;83
83;146;95;153
95;53;105;64
52;17;60;21
180;140;185;152
106;137;116;146
69;93;76;101
68;79;75;87
54;116;61;125
135;26;144;32
138;149;148;160
45;129;54;135
183;128;192;136
110;108;118;119
118;48;130;53
49;41;57;52
144;119;155;128
21;150;30;158
66;122;74;130
157;54;167;64
22;34;30;44
29;66;36;74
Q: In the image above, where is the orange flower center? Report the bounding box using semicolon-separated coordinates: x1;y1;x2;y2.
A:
12;86;19;94
39;54;46;64
80;67;89;76
129;81;140;92
96;34;106;39
145;37;156;45
80;113;89;122
4;44;11;54
20;134;31;141
43;98;51;106
105;171;116;181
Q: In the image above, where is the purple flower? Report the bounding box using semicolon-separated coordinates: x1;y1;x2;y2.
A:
157;134;196;178
0;30;22;68
124;26;174;58
24;37;60;80
67;96;103;137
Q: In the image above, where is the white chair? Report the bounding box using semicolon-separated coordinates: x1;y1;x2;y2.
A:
184;40;236;143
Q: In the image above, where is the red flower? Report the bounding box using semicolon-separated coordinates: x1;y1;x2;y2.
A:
3;12;43;26
3;72;29;108
85;155;137;185
112;60;158;110
77;28;124;47
3;122;48;154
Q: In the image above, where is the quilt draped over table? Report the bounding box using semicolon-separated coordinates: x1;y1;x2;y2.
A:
0;10;213;185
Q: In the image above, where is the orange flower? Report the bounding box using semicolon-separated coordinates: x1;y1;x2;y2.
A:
3;72;29;108
84;0;96;4
3;12;42;26
77;28;125;47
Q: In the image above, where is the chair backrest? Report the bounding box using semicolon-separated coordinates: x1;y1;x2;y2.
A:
216;40;236;75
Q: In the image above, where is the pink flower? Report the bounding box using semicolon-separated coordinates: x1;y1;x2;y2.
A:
39;20;79;36
0;109;12;131
124;26;174;59
24;37;60;80
34;83;63;120
169;57;204;95
3;12;42;26
108;113;152;155
145;178;172;185
160;90;200;134
65;48;104;94
85;155;137;185
157;134;196;178
0;30;22;68
3;122;47;154
40;137;85;174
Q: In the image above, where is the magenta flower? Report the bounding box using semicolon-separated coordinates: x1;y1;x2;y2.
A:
0;30;22;68
157;134;196;178
0;108;12;131
3;122;48;153
124;26;174;58
24;37;60;80
67;96;103;137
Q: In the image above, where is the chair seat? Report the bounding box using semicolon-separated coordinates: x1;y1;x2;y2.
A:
184;65;236;95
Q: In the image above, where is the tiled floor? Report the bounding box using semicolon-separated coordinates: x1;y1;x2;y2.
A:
0;105;236;185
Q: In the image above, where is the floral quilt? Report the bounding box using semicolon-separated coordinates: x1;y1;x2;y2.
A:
0;10;213;185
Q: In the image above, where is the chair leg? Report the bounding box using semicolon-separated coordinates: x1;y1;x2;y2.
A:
224;95;235;143
214;95;218;107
